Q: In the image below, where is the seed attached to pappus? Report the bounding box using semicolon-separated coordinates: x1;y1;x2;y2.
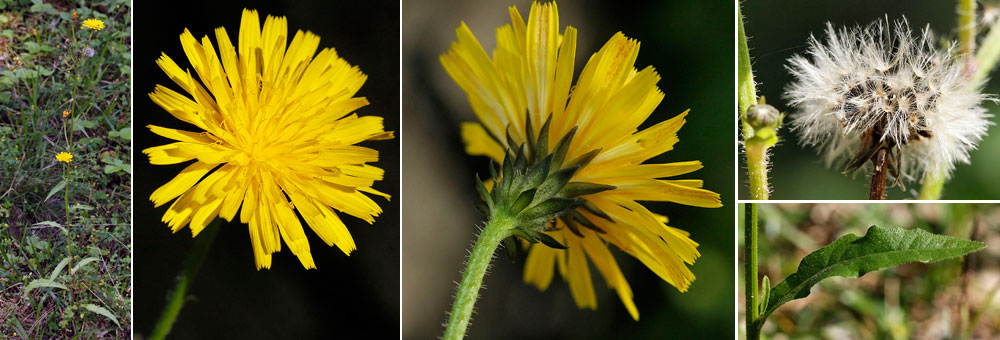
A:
784;17;994;191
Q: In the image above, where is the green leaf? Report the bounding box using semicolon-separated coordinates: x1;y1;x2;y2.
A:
762;225;984;322
44;179;67;202
49;257;71;280
758;275;770;318
82;304;120;327
24;278;67;295
108;127;131;140
32;221;67;233
72;118;98;132
70;204;94;211
71;257;100;274
8;316;27;340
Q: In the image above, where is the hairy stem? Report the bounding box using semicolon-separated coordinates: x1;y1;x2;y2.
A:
745;203;760;340
737;5;757;118
149;220;221;340
745;143;770;200
973;16;1000;83
442;215;514;340
959;0;977;62
739;4;774;200
917;169;946;200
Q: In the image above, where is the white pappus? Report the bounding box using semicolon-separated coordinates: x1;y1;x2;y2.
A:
785;17;994;187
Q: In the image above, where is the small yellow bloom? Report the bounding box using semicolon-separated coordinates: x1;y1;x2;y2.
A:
62;110;70;117
56;152;73;163
81;18;104;31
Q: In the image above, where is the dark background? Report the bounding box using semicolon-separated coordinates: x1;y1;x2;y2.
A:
402;0;734;338
133;1;399;338
741;0;1000;199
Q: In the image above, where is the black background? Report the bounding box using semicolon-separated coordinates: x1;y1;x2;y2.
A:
133;1;399;338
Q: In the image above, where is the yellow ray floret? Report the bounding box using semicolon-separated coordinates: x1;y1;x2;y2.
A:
56;152;73;163
442;1;720;320
82;18;104;31
145;9;393;270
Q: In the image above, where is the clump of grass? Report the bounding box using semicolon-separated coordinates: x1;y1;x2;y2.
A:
0;0;130;338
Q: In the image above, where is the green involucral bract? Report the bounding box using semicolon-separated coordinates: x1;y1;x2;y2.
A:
476;114;615;254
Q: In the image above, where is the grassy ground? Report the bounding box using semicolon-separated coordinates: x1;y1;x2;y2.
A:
0;0;130;338
739;204;1000;340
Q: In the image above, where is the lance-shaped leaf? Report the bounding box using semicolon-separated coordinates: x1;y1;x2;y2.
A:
761;225;984;324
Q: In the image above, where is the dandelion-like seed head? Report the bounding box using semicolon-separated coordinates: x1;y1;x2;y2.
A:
144;9;393;270
81;18;104;31
56;152;73;163
786;18;994;183
442;1;720;319
82;46;95;58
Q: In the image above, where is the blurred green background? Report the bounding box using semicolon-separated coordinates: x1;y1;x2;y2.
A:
741;0;1000;199
133;0;399;338
738;203;1000;339
402;0;734;338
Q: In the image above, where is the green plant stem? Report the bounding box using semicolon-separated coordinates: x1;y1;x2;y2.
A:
442;214;514;340
917;169;946;200
745;143;769;200
737;5;757;118
960;0;976;59
745;203;760;340
973;17;1000;83
149;219;221;340
739;5;773;200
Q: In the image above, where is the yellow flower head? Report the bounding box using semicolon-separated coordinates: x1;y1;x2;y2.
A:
144;9;393;270
81;18;104;31
56;152;73;163
62;110;70;117
441;2;721;320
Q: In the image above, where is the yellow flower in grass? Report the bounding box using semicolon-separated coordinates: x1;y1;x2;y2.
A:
144;9;393;270
441;2;721;320
81;18;104;31
56;152;73;163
